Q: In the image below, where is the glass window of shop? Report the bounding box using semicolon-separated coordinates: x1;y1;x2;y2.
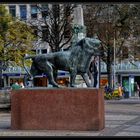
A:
10;78;23;86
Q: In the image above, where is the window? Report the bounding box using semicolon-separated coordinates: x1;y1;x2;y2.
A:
42;26;48;41
41;4;48;18
20;5;27;20
31;5;38;19
9;5;16;17
36;49;41;54
41;49;47;54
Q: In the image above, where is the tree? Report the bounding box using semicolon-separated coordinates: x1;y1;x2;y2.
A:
83;4;140;88
0;5;35;88
28;4;76;52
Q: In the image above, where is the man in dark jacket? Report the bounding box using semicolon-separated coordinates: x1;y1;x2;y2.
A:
89;56;98;87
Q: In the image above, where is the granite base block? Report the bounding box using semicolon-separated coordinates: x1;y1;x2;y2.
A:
11;88;105;131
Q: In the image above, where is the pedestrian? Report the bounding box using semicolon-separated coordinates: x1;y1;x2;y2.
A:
104;84;108;93
11;81;21;90
137;84;140;99
138;86;140;99
118;83;123;99
89;56;98;87
134;82;139;97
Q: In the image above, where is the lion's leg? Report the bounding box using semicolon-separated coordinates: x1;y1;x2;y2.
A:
70;69;77;87
45;62;59;88
53;69;58;82
81;73;92;87
47;72;59;87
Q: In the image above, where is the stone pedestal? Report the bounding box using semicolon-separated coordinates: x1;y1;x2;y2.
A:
11;88;105;130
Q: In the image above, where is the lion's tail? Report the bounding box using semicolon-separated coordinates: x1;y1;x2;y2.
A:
22;55;35;78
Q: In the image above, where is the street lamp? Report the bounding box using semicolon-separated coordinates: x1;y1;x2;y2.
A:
113;36;116;89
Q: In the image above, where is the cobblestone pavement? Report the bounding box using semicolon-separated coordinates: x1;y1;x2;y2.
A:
0;98;140;137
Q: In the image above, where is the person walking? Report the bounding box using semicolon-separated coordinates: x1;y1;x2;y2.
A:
137;84;140;98
134;82;139;97
138;87;140;99
118;83;123;99
89;56;98;87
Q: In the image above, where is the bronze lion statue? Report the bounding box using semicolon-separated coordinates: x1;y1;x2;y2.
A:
23;37;101;87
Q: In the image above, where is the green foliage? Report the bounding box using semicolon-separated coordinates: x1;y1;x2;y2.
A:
0;5;35;68
104;90;120;100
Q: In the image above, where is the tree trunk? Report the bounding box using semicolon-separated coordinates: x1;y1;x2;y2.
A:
107;47;113;88
53;69;58;83
107;62;112;88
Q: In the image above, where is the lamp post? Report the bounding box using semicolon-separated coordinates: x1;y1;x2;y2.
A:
113;37;116;89
98;55;101;88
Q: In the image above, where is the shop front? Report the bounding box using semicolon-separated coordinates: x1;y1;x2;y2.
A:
118;71;140;97
3;73;25;87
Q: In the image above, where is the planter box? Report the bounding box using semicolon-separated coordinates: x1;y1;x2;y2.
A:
11;88;105;131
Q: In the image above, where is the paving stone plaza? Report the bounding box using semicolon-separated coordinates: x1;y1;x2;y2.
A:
0;98;140;137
